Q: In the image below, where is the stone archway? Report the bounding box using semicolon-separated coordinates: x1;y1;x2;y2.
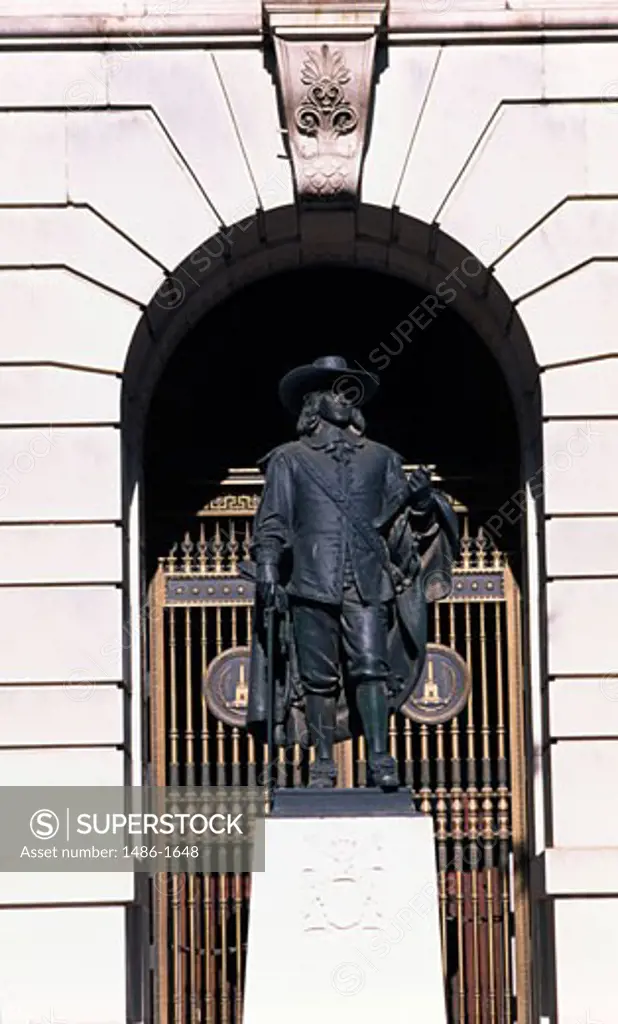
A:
121;205;542;1024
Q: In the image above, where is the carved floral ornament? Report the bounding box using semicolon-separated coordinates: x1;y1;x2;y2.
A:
271;26;380;200
295;45;358;140
292;44;359;195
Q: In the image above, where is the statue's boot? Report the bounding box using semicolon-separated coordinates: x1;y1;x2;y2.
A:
356;680;399;789
305;693;337;788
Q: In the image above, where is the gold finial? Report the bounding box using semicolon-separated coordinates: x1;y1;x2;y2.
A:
181;531;193;573
461;518;472;571
213;522;223;574
229;520;239;575
197;521;208;574
242;522;252;562
166;542;177;573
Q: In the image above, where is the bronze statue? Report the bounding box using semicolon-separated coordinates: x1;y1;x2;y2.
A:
245;356;459;789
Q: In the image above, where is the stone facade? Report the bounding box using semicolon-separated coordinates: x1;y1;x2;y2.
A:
0;2;617;1022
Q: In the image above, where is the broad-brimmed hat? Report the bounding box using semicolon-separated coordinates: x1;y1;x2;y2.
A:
278;355;379;415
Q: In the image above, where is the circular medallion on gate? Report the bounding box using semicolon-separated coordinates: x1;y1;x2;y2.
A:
400;643;471;725
203;646;250;728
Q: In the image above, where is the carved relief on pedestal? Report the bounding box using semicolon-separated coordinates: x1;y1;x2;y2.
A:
265;2;386;201
300;832;386;933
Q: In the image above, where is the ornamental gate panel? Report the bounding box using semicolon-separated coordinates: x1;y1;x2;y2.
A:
146;468;531;1024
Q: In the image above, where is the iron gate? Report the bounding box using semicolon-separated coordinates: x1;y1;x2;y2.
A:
146;468;531;1024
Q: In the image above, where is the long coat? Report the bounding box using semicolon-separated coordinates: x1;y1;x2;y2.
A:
244;426;459;744
251;425;415;604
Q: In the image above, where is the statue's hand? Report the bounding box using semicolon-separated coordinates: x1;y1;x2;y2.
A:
407;467;432;509
256;562;279;609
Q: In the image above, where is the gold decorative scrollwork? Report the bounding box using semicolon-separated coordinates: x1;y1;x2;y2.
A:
199;494;261;517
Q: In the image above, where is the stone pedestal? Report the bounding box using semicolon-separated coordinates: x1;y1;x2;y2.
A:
243;789;447;1024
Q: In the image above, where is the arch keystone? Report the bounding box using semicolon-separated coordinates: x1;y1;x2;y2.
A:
264;1;386;203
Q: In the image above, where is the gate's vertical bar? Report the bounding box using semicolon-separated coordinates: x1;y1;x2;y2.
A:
242;614;253;1024
215;605;223;655
200;601;215;1024
215;606;226;787
230;604;243;1024
464;597;481;1024
231;603;242;788
336;739;353;788
434;604;448;979
263;740;271;809
234;868;243;1024
185;605;198;1024
403;716;414;791
169;605;179;785
505;565;531;1024
171;875;183;1024
277;747;286;789
479;598;497;1024
220;874;230;1024
185;605;195;787
388;710;398;788
213;589;229;1024
357;735;367;787
179;609;188;1024
187;873;197;1024
167;601;184;1024
451;685;465;1023
435;726;447;982
149;563;169;1024
443;574;465;1021
495;596;513;1023
231;605;238;651
389;711;398;761
419;724;431;814
200;613;210;789
205;874;215;1024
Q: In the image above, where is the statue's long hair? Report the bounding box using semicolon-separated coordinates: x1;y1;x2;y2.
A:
296;390;366;436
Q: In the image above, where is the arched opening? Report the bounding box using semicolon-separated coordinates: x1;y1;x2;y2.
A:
133;253;534;1024
119;202;543;1024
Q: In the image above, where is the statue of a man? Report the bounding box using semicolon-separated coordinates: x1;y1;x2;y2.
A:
246;356;459;789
